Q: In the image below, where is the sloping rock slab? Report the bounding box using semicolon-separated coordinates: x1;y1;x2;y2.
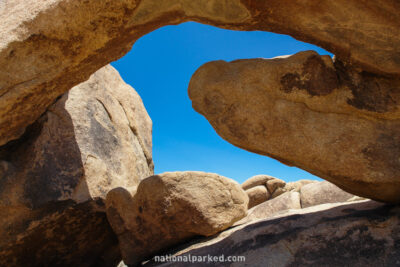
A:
235;191;301;225
300;180;355;208
145;201;400;267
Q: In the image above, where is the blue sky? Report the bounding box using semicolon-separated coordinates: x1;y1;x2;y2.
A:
112;22;331;184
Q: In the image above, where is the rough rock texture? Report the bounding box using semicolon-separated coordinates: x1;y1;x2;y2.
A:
146;200;400;267
245;185;270;209
241;174;286;197
242;175;328;209
1;0;400;145
266;178;286;198
284;180;317;193
241;174;276;190
238;180;359;224
189;51;400;203
106;171;248;266
242;175;293;208
300;180;355;208
236;191;301;225
0;65;153;266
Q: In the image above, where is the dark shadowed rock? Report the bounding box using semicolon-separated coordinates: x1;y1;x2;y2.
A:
0;65;153;266
145;201;400;267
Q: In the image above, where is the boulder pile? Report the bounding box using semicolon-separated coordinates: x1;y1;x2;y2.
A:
1;1;399;266
106;171;248;266
240;177;360;224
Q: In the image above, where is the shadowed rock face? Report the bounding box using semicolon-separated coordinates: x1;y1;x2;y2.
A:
1;0;400;145
0;65;153;266
145;201;400;267
189;51;400;203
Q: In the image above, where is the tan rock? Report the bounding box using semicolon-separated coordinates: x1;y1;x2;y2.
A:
284;180;318;192
241;174;276;190
266;178;286;197
1;0;400;145
347;196;367;202
147;200;399;267
0;65;153;266
106;171;248;266
236;191;301;225
238;180;360;225
300;181;356;208
270;187;286;198
189;51;400;203
245;185;270;209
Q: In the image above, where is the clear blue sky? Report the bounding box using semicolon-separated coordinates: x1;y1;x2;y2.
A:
111;22;331;184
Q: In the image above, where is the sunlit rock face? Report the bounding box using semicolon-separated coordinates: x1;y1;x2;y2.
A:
238;180;359;225
1;0;399;145
0;1;399;264
241;175;355;210
0;65;153;266
106;171;248;266
189;51;400;203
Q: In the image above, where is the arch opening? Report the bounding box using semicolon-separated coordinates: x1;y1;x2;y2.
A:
111;22;331;183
